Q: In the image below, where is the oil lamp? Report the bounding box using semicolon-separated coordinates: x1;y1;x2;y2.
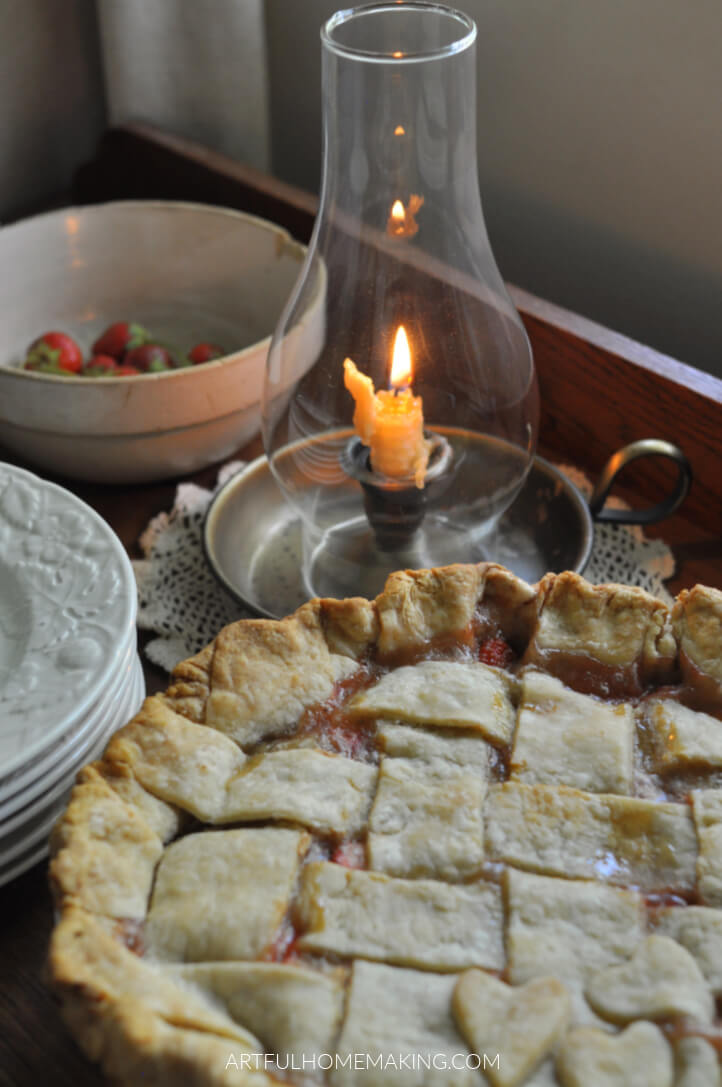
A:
262;2;539;601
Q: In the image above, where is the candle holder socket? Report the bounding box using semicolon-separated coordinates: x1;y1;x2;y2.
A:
342;432;453;551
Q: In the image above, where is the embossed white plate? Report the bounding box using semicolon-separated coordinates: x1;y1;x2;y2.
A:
0;655;145;853
0;653;145;888
0;462;136;780
0;640;137;816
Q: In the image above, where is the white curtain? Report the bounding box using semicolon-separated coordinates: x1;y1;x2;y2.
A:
97;0;270;170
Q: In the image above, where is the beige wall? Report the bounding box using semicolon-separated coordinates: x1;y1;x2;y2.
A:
2;1;718;375
0;0;106;221
265;0;722;376
97;0;270;170
0;0;271;225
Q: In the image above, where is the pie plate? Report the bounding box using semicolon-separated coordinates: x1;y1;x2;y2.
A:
0;462;137;780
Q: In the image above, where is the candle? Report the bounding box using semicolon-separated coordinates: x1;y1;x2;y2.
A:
344;325;430;488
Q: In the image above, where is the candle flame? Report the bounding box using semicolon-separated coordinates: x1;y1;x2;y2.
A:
392;50;403;58
386;194;424;238
394;124;405;135
390;325;412;388
391;200;405;224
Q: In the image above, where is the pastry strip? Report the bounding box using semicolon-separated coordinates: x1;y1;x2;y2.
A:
505;868;644;1028
368;724;488;879
510;671;633;794
486;782;697;892
331;961;480;1087
297;861;504;971
224;748;377;835
349;660;517;745
691;789;722;906
146;828;309;962
641;699;722;773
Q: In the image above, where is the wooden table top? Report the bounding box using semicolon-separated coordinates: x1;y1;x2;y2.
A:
2;123;722;1085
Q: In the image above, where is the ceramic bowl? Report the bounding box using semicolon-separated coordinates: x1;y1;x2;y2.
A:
0;201;313;483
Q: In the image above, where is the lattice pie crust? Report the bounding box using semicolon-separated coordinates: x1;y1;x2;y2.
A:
48;566;722;1086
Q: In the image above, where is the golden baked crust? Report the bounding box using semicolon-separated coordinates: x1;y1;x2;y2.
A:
201;601;360;747
524;572;677;694
47;566;722;1085
673;584;722;706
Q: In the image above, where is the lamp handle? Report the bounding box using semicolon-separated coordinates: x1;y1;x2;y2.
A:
588;439;692;525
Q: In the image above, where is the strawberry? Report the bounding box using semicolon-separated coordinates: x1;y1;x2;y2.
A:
92;322;148;359
114;364;142;376
188;342;225;364
123;344;173;373
479;636;515;669
23;359;68;375
25;331;83;374
331;841;366;869
83;354;118;376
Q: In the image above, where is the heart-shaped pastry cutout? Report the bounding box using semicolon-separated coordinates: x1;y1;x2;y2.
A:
453;969;570;1087
586;934;714;1024
557;1022;673;1087
674;1036;720;1086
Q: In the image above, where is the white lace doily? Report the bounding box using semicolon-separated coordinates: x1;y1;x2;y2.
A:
559;465;675;601
133;461;675;673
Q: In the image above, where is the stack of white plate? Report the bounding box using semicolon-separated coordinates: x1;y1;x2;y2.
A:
0;462;145;887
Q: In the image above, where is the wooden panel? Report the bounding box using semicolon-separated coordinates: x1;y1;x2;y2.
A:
511;287;722;537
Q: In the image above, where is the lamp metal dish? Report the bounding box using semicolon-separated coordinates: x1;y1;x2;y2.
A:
204;439;690;620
